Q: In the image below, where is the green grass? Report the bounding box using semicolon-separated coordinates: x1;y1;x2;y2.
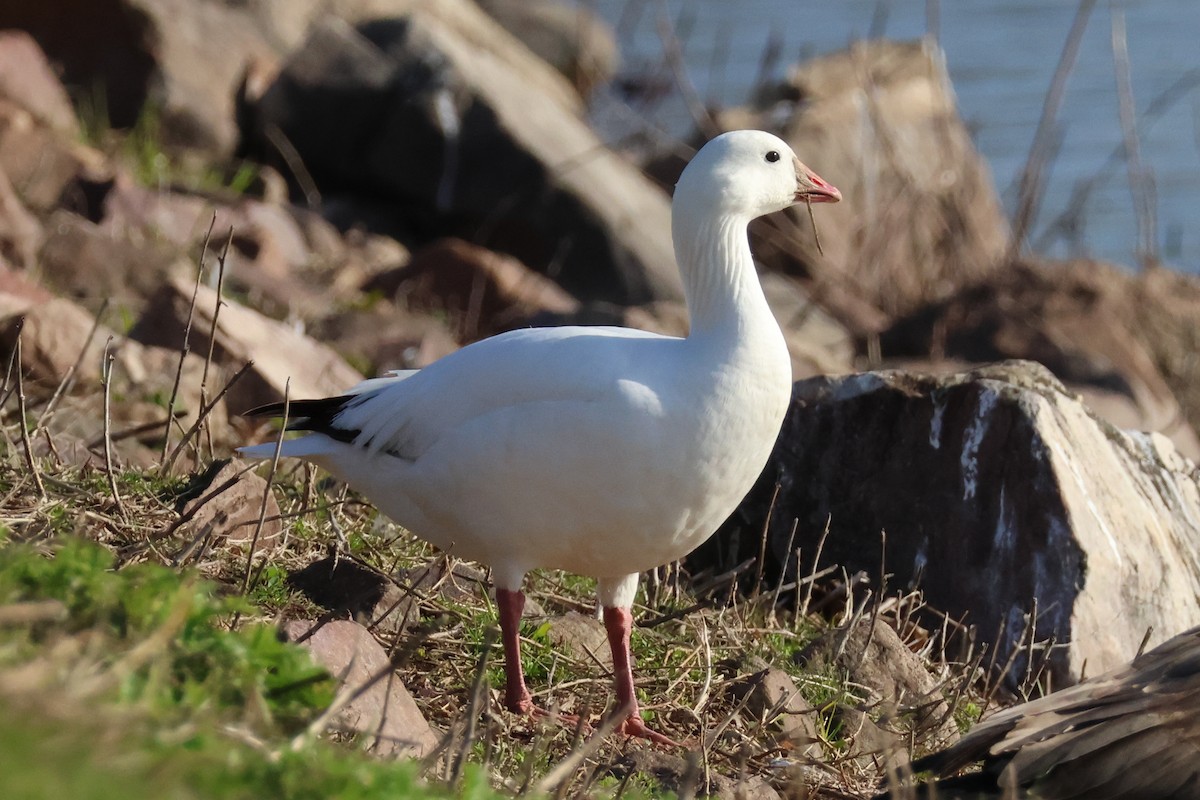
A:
0;539;507;800
76;93;260;197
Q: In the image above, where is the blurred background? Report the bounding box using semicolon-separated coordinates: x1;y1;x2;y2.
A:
589;0;1200;272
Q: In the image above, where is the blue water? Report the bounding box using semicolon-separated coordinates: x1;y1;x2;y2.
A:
589;0;1200;273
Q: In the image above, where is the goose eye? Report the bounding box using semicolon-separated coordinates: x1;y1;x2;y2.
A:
765;150;780;163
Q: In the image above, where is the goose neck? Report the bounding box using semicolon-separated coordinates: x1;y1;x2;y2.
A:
673;210;767;338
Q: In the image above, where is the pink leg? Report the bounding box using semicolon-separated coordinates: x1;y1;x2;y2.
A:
496;588;533;714
496;588;580;726
603;605;682;747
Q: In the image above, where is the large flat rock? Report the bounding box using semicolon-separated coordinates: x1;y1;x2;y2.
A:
130;274;363;413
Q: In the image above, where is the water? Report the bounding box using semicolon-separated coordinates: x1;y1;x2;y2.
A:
588;0;1200;273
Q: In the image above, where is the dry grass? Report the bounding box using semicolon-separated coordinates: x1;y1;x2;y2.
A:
0;410;995;799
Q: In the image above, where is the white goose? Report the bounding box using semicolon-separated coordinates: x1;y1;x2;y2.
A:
241;130;840;745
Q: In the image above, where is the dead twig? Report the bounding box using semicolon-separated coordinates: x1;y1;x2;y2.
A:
101;336;126;517
160;217;216;470
13;324;45;499
241;380;289;596
200;229;234;459
161;361;254;473
36;298;109;430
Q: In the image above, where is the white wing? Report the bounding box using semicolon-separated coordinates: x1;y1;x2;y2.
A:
332;325;678;460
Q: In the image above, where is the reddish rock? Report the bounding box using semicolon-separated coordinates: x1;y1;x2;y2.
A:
369;238;580;340
178;458;281;556
130;274;364;413
281;618;440;759
0;297;111;388
0;262;54;315
0;30;78;133
0;166;41;268
36;210;188;308
0;99;99;211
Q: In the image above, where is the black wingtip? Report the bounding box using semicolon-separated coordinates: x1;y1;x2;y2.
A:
241;395;363;445
241;395;358;420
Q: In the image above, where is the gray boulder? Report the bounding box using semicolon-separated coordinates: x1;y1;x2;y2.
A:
249;13;681;306
713;361;1200;687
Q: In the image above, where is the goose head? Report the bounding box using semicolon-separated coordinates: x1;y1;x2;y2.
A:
674;130;841;220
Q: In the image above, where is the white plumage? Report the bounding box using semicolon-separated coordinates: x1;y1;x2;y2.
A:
241;129;841;745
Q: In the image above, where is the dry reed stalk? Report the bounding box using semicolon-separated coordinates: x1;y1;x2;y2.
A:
1008;0;1097;261
36;298;108;431
1110;7;1158;269
161;361;253;473
160;217;215;469
101;338;126;518
750;482;781;602
199;229;234;458
805;197;824;256
654;0;718;138
241;380;289;596
800;515;832;616
13;329;44;499
448;627;495;787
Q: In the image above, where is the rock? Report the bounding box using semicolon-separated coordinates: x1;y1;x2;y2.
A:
37;210;189;308
320;0;585;113
315;300;459;374
288;555;420;636
800;619;958;748
98;176;340;316
0;99;100;211
541;611;612;670
0;164;41;268
1;0;282;154
0;30;78;133
713;361;1200;689
0;262;55;315
0;287;227;459
0;297;111;389
882;258;1200;461
475;0;618;97
129;274;364;413
281;618;440;758
402;558;489;606
177;458;281;557
367;237;580;340
249;13;682;306
720;39;1008;318
732;666;822;755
